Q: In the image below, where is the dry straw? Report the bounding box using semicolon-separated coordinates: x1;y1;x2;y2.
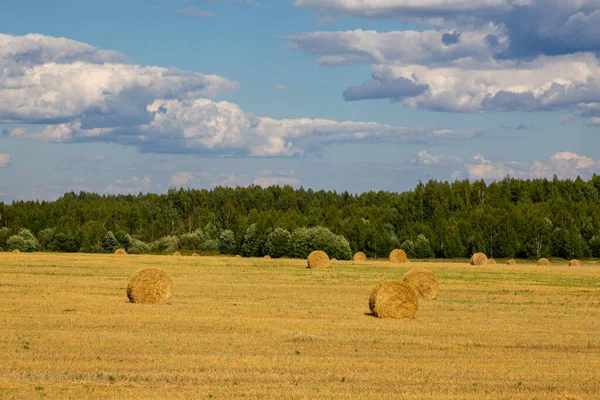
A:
538;258;550;266
331;258;338;262
114;248;127;255
569;259;581;267
235;255;243;259
173;252;181;257
12;249;20;254
487;259;497;265
402;268;439;299
307;250;329;269
192;253;199;257
470;253;488;265
126;268;173;305
389;249;408;264
353;252;367;262
264;255;271;260
507;259;517;265
369;280;419;319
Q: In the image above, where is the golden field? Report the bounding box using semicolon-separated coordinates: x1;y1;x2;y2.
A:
1;253;600;399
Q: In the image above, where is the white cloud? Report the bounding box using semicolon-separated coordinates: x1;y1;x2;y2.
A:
253;176;300;187
409;150;463;166
276;84;296;91
170;171;194;186
106;175;152;194
0;153;11;167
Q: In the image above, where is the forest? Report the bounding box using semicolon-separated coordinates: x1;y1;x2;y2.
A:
2;175;600;260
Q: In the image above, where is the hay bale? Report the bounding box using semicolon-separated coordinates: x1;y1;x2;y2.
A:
569;259;581;267
353;252;367;262
507;259;517;265
126;268;173;304
331;258;338;262
369;280;419;319
11;249;20;254
470;253;488;265
402;268;439;300
173;251;181;257
389;249;408;264
538;258;550;266
235;255;243;259
307;250;329;269
264;255;271;260
114;248;127;255
487;259;497;265
192;253;199;257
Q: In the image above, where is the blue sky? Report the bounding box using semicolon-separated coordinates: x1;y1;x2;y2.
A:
1;0;599;201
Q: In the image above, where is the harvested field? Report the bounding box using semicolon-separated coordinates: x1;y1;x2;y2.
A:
1;253;600;399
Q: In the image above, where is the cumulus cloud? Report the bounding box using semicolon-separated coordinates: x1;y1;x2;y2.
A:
0;153;11;167
409;150;463;166
287;2;600;121
170;171;194;186
106;176;152;194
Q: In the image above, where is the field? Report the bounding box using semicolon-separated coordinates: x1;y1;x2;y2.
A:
1;254;600;399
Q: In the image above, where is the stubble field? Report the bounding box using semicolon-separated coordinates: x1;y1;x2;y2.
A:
1;253;600;399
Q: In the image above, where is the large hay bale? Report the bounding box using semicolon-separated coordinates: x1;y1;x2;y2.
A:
369;280;419;319
507;259;517;265
11;249;20;254
487;259;497;265
569;259;581;267
192;253;199;257
389;249;408;264
470;253;488;265
173;251;181;257
264;255;271;260
126;268;173;305
114;248;127;255
538;258;550;266
353;252;367;262
402;268;439;300
307;250;329;269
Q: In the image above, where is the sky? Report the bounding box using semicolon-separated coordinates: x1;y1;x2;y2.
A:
1;0;600;201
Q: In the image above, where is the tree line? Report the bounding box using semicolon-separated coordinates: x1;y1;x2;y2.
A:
2;175;600;259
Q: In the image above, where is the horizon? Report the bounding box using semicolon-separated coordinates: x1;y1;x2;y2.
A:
1;1;599;201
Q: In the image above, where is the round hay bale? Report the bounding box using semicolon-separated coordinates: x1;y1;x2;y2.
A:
264;255;271;260
173;251;181;257
192;253;199;257
331;258;338;262
402;268;439;300
235;255;243;259
114;248;127;255
470;253;488;265
353;252;367;262
507;259;517;265
11;249;21;254
569;259;581;267
307;250;329;269
126;268;173;305
369;280;419;319
487;259;497;265
389;249;408;264
538;258;550;266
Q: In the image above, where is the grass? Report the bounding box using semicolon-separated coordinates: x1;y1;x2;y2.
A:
1;253;600;399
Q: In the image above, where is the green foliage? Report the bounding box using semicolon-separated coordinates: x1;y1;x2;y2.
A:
113;231;131;250
6;229;38;252
265;228;291;258
219;230;237;255
48;232;80;253
290;226;351;260
151;236;180;254
413;234;434;259
127;247;141;255
241;224;264;257
130;238;151;254
101;231;120;253
38;228;56;250
589;235;600;258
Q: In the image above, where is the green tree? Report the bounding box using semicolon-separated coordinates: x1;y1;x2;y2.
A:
265;228;291;258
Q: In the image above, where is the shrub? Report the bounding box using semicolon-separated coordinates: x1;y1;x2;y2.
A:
128;247;141;255
413;234;434;258
38;228;56;250
241;224;264;257
102;231;120;253
130;238;151;254
219;230;237;255
290;227;351;260
48;232;80;253
151;236;180;254
6;229;39;252
265;228;291;258
114;231;131;250
200;239;220;252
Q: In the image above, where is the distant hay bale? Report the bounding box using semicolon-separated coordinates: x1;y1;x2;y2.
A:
470;253;488;265
126;268;173;305
402;268;439;300
538;258;550;266
12;249;20;254
507;259;517;265
173;251;181;257
569;259;581;267
235;255;243;259
192;253;199;257
353;252;367;262
114;248;127;255
389;249;408;264
487;259;497;265
307;250;329;269
331;258;338;262
264;255;271;260
369;280;419;319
